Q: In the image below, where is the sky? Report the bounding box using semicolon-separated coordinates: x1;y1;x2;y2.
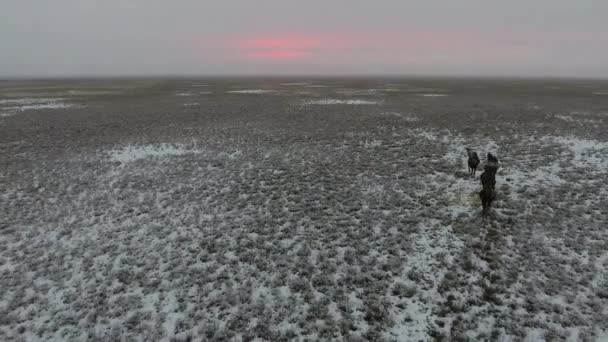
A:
1;0;607;78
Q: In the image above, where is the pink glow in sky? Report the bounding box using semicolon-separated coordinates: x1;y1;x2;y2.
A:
230;32;515;63
239;37;321;50
3;0;608;77
238;37;319;60
218;30;608;75
244;51;312;60
235;35;348;61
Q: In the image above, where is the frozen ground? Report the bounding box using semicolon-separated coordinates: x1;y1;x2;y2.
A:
1;78;608;341
303;99;379;105
228;90;278;94
418;94;449;97
0;98;74;117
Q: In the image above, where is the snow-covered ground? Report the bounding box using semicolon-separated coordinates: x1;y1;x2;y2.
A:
109;144;204;164
379;112;420;122
418;94;449;97
228;90;277;94
0;98;74;117
303;99;379;105
1;80;607;341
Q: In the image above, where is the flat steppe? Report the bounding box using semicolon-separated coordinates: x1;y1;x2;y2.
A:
1;78;607;341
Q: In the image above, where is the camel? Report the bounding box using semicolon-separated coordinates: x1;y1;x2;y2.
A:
479;162;498;215
479;187;496;215
466;148;481;177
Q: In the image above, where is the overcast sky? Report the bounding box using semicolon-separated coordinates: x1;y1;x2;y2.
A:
1;0;607;78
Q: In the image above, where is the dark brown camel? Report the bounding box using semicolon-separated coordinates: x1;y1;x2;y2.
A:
466;148;481;177
479;155;499;215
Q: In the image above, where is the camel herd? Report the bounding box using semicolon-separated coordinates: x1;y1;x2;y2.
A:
466;148;499;215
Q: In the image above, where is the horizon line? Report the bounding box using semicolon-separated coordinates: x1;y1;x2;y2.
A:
2;73;608;82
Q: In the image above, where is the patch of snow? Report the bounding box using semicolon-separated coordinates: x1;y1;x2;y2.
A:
363;139;383;148
7;103;73;111
336;89;378;96
228;89;277;94
550;136;608;169
302;99;378;105
109;144;203;163
0;98;74;112
67;90;114;96
555;114;576;122
555;114;600;124
410;129;441;142
504;162;565;195
0;97;67;105
418;94;449;97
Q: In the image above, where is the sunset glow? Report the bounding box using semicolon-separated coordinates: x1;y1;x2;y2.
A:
245;51;312;60
240;37;321;50
232;32;493;62
236;36;323;60
3;0;608;78
190;29;608;75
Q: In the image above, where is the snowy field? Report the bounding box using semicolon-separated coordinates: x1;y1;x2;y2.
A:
1;78;608;341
